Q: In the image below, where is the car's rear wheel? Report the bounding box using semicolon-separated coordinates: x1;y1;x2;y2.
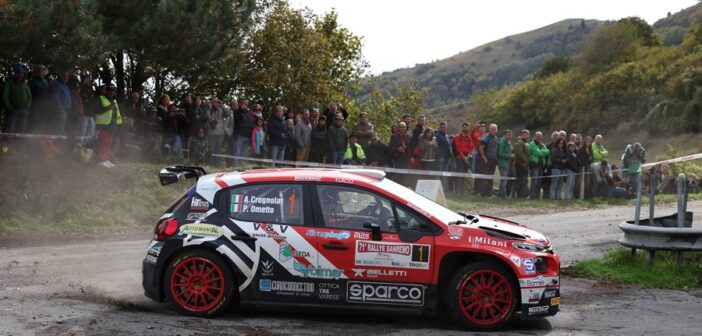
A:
164;249;234;317
446;261;517;331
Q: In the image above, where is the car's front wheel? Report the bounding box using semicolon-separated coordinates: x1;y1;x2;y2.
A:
446;261;517;331
164;249;235;317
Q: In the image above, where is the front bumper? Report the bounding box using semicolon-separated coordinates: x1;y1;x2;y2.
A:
518;276;560;318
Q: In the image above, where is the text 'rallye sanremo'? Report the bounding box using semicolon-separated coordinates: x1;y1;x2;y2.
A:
143;166;560;331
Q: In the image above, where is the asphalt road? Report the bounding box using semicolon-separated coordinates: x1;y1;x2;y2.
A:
1;201;701;335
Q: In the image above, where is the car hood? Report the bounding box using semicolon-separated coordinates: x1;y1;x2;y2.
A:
471;215;550;246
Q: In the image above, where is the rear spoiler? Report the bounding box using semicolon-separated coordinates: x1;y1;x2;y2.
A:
159;165;207;186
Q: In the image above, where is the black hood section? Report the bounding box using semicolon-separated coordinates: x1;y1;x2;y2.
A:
478;226;526;240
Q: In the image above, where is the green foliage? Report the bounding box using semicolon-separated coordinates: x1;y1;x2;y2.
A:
656;145;702;178
355;81;426;139
534;56;572;79
241;0;366;114
0;1;105;71
567;249;702;289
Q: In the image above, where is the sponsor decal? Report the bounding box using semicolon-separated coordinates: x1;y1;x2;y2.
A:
293;261;343;279
406;202;431;218
543;289;558;299
231;194;290;215
524;258;536;274
355;241;430;270
358;242;411;256
347;281;424;306
178;223;224;236
448;226;464;237
261;260;274;277
354;231;371;240
527;305;550;315
306;229;350;240
190;197;210;211
510;255;521;266
278;241;310;262
520;275;559;288
252;223;289;240
334;177;354;184
261;280;315;297
318;282;341;300
259;279;272;292
294;176;321;181
467;236;507;248
352;268;408;278
186;212;207;221
145;255;158;264
147;244;162;257
551;297;560;305
528;289;543;302
449;236;461;240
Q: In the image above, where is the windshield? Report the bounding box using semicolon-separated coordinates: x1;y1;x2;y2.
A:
375;178;464;224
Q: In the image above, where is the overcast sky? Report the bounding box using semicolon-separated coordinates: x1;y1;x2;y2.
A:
291;0;698;75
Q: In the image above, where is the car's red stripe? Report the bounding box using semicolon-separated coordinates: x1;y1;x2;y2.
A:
214;173;228;188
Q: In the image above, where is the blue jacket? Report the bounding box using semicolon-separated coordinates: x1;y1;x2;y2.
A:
50;79;72;115
267;116;288;147
435;130;453;160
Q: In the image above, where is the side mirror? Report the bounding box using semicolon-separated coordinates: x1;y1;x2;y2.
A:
363;222;382;241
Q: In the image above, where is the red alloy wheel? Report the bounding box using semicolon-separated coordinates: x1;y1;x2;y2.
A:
458;269;514;327
170;257;225;313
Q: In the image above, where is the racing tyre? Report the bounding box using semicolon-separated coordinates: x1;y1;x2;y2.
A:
164;249;235;317
446;261;517;331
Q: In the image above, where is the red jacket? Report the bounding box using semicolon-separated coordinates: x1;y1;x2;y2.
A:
454;133;473;160
471;127;485;148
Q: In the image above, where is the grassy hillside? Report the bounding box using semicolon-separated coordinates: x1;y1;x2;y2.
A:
356;19;605;108
0;154;190;234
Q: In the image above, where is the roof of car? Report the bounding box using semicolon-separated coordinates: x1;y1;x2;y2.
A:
196;168;387;202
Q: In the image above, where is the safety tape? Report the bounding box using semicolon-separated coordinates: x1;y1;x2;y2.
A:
210;151;702;181
209;152;511;180
0;132;68;140
4;131;701;179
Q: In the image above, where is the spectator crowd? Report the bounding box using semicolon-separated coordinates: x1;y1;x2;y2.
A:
1;64;697;198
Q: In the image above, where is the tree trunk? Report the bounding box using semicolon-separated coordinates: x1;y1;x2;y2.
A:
110;52;125;99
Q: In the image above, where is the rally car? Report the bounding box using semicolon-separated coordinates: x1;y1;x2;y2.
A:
143;166;560;331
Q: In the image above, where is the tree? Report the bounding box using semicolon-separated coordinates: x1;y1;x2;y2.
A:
96;0;258;98
0;1;106;72
355;81;427;139
240;0;366;115
535;56;572;79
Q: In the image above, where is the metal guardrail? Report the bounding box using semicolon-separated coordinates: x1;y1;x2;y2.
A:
618;172;700;262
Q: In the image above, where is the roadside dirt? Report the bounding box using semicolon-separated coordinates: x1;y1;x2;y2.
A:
1;202;701;335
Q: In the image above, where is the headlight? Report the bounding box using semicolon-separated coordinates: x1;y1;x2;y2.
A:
512;242;547;252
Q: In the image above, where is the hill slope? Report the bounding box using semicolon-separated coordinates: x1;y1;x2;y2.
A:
357;19;605;108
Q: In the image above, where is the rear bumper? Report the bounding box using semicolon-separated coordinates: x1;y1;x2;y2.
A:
142;240;165;302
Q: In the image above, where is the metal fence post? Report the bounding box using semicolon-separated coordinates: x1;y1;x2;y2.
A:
648;169;656;226
635;174;643;225
677;174;686;227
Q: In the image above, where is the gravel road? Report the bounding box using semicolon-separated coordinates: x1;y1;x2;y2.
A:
1;201;701;336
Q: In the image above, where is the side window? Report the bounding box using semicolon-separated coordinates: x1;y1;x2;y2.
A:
316;185;395;232
227;184;303;225
394;205;431;232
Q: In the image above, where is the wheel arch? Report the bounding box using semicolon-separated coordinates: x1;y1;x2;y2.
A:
436;251;521;310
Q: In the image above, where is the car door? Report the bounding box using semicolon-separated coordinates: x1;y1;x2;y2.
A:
311;184;435;308
222;183;319;303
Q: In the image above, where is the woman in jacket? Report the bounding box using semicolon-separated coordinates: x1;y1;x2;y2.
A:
549;138;568;200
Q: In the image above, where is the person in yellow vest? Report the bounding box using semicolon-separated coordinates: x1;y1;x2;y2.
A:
343;133;366;165
95;85;122;168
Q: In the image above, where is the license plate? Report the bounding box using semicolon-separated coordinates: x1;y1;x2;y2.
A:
551;297;560;305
